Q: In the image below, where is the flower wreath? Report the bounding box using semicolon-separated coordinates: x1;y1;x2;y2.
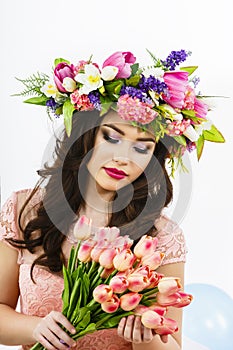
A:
14;49;225;175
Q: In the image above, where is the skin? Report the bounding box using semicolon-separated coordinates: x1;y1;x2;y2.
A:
0;111;184;349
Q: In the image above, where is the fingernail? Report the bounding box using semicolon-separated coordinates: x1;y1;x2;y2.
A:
71;328;76;334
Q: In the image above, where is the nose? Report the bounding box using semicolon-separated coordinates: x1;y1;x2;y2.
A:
112;143;129;165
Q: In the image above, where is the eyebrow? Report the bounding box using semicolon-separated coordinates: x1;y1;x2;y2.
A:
102;124;156;143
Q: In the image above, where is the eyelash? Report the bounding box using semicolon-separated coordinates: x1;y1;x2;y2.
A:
102;131;149;154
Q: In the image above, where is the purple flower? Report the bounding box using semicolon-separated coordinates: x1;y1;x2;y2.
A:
46;98;60;117
120;86;152;103
88;91;101;110
162;50;190;70
138;75;167;94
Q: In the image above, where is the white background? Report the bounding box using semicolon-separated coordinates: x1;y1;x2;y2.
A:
1;0;233;349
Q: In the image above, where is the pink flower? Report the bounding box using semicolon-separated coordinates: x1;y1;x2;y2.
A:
183;85;195;110
157;290;193;308
93;284;113;303
141;310;178;335
99;247;117;269
77;239;95;262
163;71;189;109
147;271;164;288
101;294;120;313
70;90;94;111
113;248;136;271
158;277;182;295
120;292;142;311
109;275;129;293
54;62;76;93
194;97;209;119
102;51;136;79
73;215;92;241
166;118;191;136
133;235;158;259
95;226;120;243
141;251;165;270
127;273;150;293
117;95;158;125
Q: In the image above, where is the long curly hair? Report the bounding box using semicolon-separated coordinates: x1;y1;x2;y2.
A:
8;110;175;277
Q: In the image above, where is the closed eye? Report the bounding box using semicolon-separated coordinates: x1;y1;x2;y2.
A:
133;146;148;154
102;131;120;144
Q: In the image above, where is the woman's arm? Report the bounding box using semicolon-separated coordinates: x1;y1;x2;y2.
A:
118;262;184;350
0;242;76;349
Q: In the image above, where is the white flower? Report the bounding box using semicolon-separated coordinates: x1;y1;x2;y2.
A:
143;67;164;79
62;77;77;92
195;119;213;136
183;125;199;142
73;215;93;241
163;104;183;121
75;64;103;94
101;66;118;81
40;82;58;98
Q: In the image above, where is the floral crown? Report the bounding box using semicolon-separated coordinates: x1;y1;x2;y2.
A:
15;49;225;174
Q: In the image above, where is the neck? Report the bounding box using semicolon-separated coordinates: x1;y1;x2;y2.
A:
80;172;114;227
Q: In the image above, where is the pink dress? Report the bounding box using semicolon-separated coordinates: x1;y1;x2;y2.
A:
0;189;187;350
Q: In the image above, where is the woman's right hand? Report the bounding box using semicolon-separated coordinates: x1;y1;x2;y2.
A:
32;311;77;350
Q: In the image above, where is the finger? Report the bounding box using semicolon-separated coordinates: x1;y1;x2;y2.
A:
36;332;59;350
51;312;76;335
132;316;142;344
47;321;76;348
123;315;135;342
117;317;126;337
142;326;154;343
160;334;169;343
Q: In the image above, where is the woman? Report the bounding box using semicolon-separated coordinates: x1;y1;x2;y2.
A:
0;108;186;349
0;49;224;349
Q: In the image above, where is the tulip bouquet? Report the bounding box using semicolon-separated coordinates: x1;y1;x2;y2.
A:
31;216;192;349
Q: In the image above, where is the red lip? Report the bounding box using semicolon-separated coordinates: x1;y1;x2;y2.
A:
103;167;128;180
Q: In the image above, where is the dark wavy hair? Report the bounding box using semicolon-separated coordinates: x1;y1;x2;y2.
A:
8;110;175;278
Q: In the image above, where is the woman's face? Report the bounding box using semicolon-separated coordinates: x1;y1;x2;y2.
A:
87;111;156;194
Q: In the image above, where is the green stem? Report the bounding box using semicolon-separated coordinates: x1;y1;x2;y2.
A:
90;266;104;288
87;261;98;277
70;241;81;274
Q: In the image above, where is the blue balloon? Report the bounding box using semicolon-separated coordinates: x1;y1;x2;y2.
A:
183;283;233;350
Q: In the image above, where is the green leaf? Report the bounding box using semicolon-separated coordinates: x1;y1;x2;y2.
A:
66;277;81;319
73;323;96;339
181;109;196;118
125;74;140;87
130;63;139;76
99;95;113;116
62;266;72;315
71;307;89;325
23;96;48;106
173;135;187;146
180;66;198;75
196;134;205;160
203;124;225;143
54;58;70;66
63;99;75;137
99;312;133;328
77;310;91;328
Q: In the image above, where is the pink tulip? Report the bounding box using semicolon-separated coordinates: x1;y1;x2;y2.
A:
194;97;209;119
147;271;164;288
133;235;158;259
95;226;120;243
77;239;95;262
113;248;136;271
142;311;178;335
114;235;134;251
163;71;189;109
141;310;162;328
93;284;113;303
120;292;142;311
141;251;165;270
102;51;136;79
90;240;107;262
157;290;193;307
73;215;92;241
127;273;150;293
109;275;129;293
134;304;167;317
54;62;76;93
100;267;115;279
134;304;150;315
158;277;182;295
101;294;120;313
99;247;117;269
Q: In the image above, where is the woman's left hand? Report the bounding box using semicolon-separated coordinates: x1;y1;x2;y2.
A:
117;315;168;344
